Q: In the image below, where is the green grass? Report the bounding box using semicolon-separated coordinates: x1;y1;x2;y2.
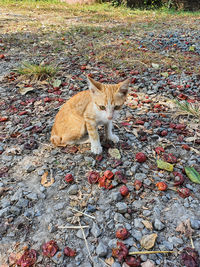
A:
175;99;200;119
16;62;58;80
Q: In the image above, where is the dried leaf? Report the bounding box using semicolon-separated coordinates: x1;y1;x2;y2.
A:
156;159;174;172
41;171;55;187
176;219;194;238
108;148;121;159
105;257;115;265
142;220;153;230
140;233;157;250
18;86;34;95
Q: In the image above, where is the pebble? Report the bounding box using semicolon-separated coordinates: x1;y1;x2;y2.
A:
114;213;125;223
116;202;128;213
67;184;78;195
91;223;102;238
96;242;108;257
154;219;165;230
111;263;121;267
110;191;123;201
16;198;29;208
76;228;89;239
132;229;142;241
135;173;147;180
190;219;200;230
134;218;144;229
26;193;38;200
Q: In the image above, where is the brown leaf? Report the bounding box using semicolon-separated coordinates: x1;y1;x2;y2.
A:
142;220;153;231
176;219;194;238
41;171;55;187
140;233;157;250
105;257;115;266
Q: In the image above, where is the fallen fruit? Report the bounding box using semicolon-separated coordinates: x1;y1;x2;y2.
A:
135;152;147;163
125;256;141;267
104;170;114;180
134;180;142;190
156;182;168;191
119;185;129;196
65;174;74;183
182;144;190;151
0;54;5;59
87;171;99;184
64;247;76;257
180;247;199;267
116;228;130;240
112;241;128;262
163;153;177;163
185;167;200;184
42;240;59;257
17;249;37;267
173;172;185;186
178;188;190;198
0;117;8;122
155;146;164;154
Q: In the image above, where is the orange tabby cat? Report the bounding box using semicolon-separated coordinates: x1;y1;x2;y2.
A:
51;76;130;154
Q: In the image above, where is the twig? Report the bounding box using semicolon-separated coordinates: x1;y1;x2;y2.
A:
99;258;110;267
78;219;94;265
58;225;89;229
129;250;175;255
68;207;95;220
190;236;195;249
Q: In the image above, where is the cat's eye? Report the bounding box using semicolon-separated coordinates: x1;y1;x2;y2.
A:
114;105;121;110
99;105;106;110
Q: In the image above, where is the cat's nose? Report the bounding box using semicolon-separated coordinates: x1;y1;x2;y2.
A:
107;116;113;120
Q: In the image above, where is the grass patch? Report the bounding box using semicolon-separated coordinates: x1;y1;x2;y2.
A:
16;62;58;80
175;100;200;119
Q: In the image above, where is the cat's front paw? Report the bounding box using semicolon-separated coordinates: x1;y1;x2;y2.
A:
108;134;119;143
91;144;103;154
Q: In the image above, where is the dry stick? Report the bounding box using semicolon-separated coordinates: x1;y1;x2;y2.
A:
58;225;89;229
78;219;94;265
190;237;195;249
129;251;175;256
98;258;110;267
68;207;95;220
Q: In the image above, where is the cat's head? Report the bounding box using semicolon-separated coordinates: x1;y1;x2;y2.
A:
87;76;130;120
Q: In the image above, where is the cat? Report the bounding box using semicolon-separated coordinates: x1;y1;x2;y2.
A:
51;76;130;154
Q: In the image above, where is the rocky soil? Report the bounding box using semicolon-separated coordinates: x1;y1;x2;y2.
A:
0;4;200;267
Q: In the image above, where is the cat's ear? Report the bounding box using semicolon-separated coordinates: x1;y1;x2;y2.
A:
117;78;131;96
87;76;102;95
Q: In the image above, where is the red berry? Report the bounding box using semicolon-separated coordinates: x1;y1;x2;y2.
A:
87;171;99;184
125;256;141;267
17;249;37;267
65;174;74;183
160;130;168;136
119;185;129;196
116;228;130;240
178;188;190;198
155;146;165;154
64;246;76;257
42;240;59;257
135;152;147;163
156;182;168;191
0;54;5;59
182;144;190;151
103;170;114;180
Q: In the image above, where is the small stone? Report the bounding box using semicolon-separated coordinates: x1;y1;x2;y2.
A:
10;206;21;216
76;228;89;239
132;229;142;241
114;213;125;223
26;193;38;200
134;218;144;229
0;207;9;217
91;223;102;238
52;251;64;264
111;262;121;267
162;241;173;250
24;164;36;173
143;210;151;216
108;239;117;249
116;202;128;213
154;219;165;230
54;202;65;211
67;184;78;195
96;242;107;257
143;178;152;186
110;191;123;201
190;219;200;230
16;198;29;208
132;200;143;209
135;173;147;180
